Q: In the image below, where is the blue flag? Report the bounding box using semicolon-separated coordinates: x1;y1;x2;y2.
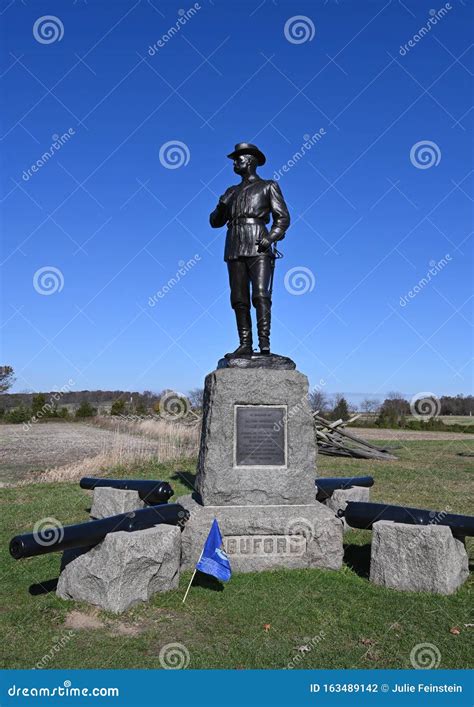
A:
196;519;232;582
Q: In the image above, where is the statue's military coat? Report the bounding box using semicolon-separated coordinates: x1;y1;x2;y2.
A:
210;176;290;261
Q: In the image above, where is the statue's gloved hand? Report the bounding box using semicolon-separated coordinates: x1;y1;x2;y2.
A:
257;236;272;252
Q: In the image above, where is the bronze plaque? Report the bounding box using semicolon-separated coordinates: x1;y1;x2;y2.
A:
234;405;286;467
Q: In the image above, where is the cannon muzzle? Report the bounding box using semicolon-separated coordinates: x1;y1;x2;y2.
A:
9;503;189;560
315;476;374;501
339;501;474;538
79;477;174;504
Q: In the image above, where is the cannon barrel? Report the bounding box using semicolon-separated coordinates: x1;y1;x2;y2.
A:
339;501;474;538
79;477;174;504
9;503;189;560
315;476;374;501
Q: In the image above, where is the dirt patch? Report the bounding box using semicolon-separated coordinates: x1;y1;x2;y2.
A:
64;610;148;637
65;610;105;631
108;622;144;637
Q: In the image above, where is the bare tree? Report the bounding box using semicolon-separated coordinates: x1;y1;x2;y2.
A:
361;398;381;413
187;387;204;411
308;389;328;413
0;366;15;393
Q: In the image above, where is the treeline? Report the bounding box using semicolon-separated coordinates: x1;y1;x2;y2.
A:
0;388;205;425
0;389;161;411
309;391;474;433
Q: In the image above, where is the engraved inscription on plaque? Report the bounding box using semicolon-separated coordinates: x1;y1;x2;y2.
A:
234;405;286;467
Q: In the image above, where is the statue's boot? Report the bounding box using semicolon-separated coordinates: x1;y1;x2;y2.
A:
255;299;271;355
226;305;253;357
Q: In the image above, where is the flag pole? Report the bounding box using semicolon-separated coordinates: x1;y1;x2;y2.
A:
182;550;203;604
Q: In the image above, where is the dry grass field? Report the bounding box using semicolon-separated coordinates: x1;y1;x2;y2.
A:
2;418;473;486
358;427;474;441
0;419;200;485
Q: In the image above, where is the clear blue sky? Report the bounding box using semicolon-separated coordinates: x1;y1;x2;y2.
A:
1;0;472;405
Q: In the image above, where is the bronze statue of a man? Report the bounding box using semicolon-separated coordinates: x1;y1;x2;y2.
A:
210;143;290;357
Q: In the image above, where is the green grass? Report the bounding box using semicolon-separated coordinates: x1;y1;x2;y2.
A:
1;442;472;670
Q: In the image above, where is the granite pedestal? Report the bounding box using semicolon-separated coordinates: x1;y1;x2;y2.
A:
186;362;344;573
196;366;316;506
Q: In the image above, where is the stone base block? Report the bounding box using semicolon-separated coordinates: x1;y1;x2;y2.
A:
195;367;317;506
90;487;144;519
326;486;370;528
177;494;343;573
56;525;181;613
370;521;469;595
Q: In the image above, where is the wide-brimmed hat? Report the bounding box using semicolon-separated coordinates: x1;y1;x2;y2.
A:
227;142;266;166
